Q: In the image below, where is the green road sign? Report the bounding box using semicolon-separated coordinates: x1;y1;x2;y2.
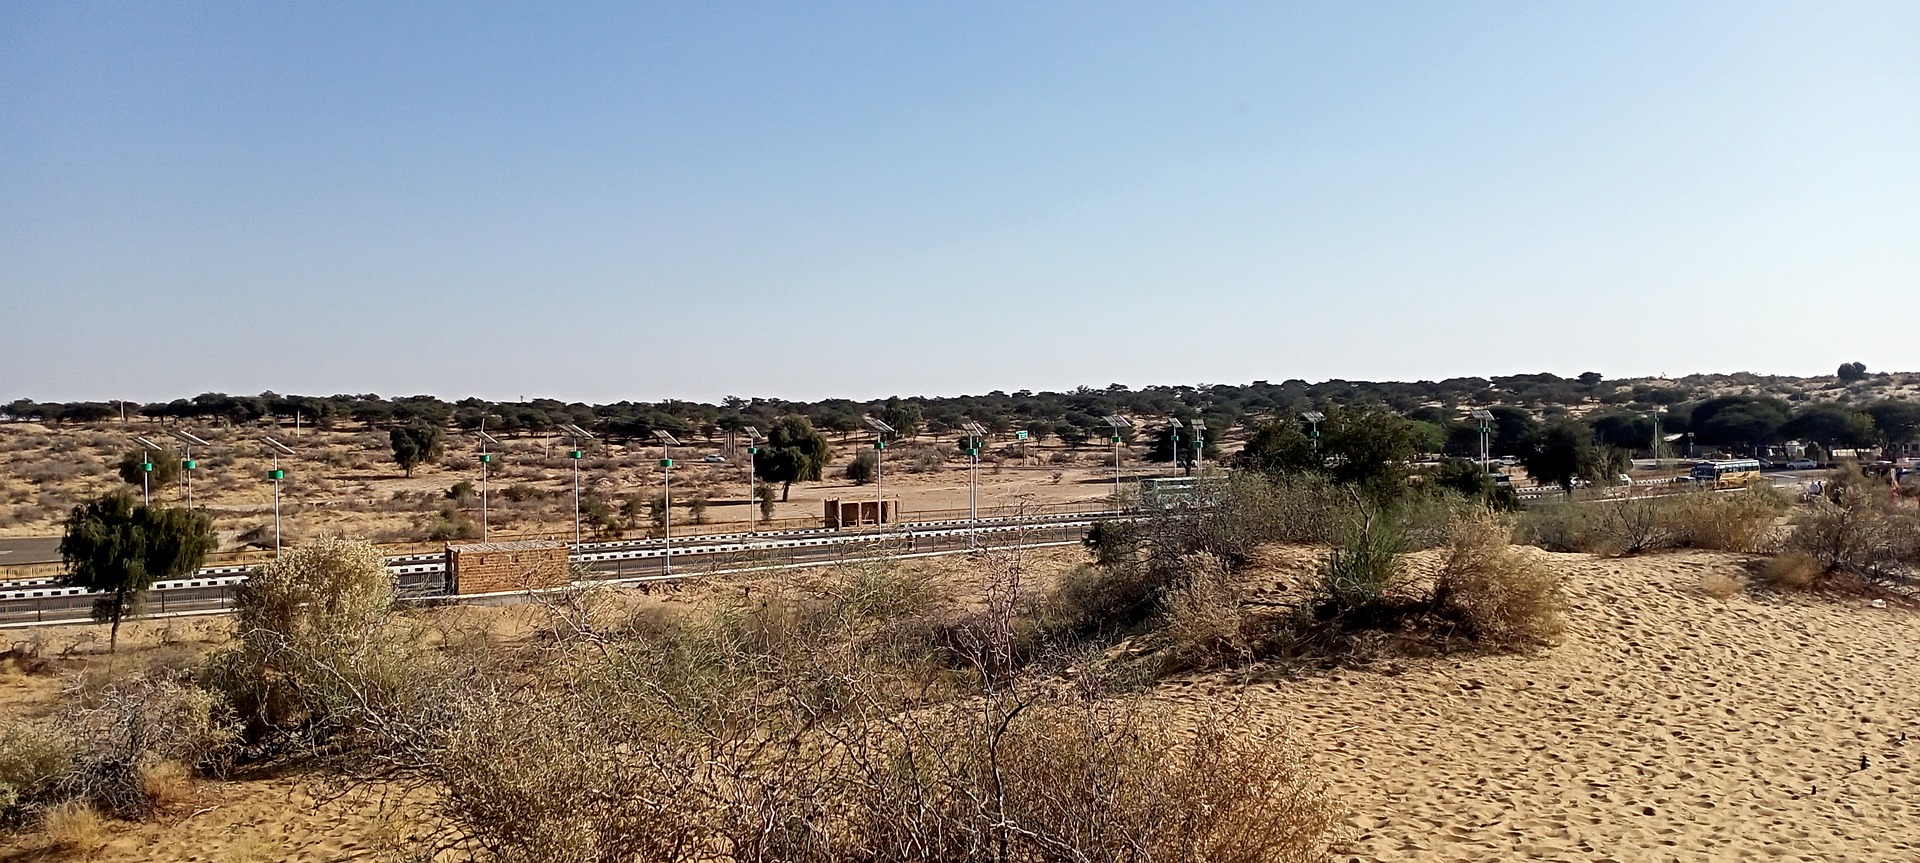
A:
267;469;285;480
1111;435;1122;443
1015;430;1029;440
479;454;493;463
967;448;979;456
182;459;197;470
874;441;886;450
659;459;674;468
569;450;584;459
748;446;758;455
139;462;154;473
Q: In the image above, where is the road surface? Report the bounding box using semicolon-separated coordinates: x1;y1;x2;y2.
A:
0;517;1096;626
0;537;62;565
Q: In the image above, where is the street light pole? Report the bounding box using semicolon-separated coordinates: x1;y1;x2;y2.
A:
477;425;501;542
1103;415;1132;509
561;424;596;546
864;417;896;527
134;436;164;506
962;421;988;531
743;426;765;534
167;429;210;510
654;430;680;574
1300;411;1325;456
262;437;295;555
1471;409;1493;476
1189;418;1206;476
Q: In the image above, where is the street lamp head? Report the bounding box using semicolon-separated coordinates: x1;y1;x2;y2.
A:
1300;411;1326;424
261;436;296;456
743;426;765;443
1103;415;1133;429
476;430;502;446
134;436;165;451
561;424;596;440
653;429;682;447
863;416;896;436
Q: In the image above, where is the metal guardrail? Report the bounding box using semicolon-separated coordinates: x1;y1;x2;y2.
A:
0;512;1115;626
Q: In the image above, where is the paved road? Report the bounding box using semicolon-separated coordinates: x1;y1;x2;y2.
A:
0;537;62;565
0;519;1095;626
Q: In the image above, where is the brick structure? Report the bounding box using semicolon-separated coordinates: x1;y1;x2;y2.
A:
447;540;570;595
823;497;899;528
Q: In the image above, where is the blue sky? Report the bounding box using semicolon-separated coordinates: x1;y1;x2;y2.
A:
3;2;1915;403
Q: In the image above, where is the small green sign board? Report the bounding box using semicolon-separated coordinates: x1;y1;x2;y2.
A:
873;441;886;450
267;469;285;480
967;448;979;456
479;454;493;464
1015;430;1029;440
747;446;758;455
182;459;197;470
569;450;584;459
659;459;673;468
140;462;154;473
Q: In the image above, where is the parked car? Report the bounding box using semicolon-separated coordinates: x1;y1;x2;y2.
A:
1755;458;1775;469
702;454;727;463
1785;459;1818;470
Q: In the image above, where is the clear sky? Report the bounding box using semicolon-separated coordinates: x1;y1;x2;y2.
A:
3;2;1916;404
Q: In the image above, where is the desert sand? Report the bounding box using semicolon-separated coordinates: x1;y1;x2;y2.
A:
6;548;1918;861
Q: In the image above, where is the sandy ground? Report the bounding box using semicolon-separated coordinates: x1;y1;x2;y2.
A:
1187;549;1920;862
0;422;1132;553
7;549;1919;861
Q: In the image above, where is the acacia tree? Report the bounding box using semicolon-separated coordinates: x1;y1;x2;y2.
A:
389;422;444;477
1520;418;1596;490
115;447;181;490
754;415;833;501
59;491;215;651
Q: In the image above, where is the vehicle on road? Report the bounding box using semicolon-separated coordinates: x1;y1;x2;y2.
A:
702;454;727;463
1785;458;1818;470
1691;458;1764;488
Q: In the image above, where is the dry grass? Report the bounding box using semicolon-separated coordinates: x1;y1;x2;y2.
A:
38;799;108;855
1158;552;1254;671
1697;570;1743;599
1435;510;1567;648
136;760;195;811
1759;552;1824;591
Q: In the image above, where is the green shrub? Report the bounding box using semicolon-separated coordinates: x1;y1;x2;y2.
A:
1314;509;1405;617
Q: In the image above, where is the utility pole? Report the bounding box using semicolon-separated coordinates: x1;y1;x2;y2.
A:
477;423;501;541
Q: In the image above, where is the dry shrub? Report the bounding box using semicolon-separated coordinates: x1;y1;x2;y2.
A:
206;536;426;749
374;566;1344;863
1522;487;1784;556
37;799;107;853
1784;477;1920;579
0;720;76;822
60;673;237;820
1158;552;1253;671
1435;510;1566;648
1667;485;1785;553
1759;552;1824;591
1698;570;1743;599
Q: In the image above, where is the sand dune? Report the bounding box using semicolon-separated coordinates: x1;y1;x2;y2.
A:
1173;549;1920;862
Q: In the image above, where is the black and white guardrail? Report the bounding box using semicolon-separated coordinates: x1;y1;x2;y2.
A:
1;516;1105;602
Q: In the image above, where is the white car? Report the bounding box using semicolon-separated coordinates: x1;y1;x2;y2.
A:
702;454;726;463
